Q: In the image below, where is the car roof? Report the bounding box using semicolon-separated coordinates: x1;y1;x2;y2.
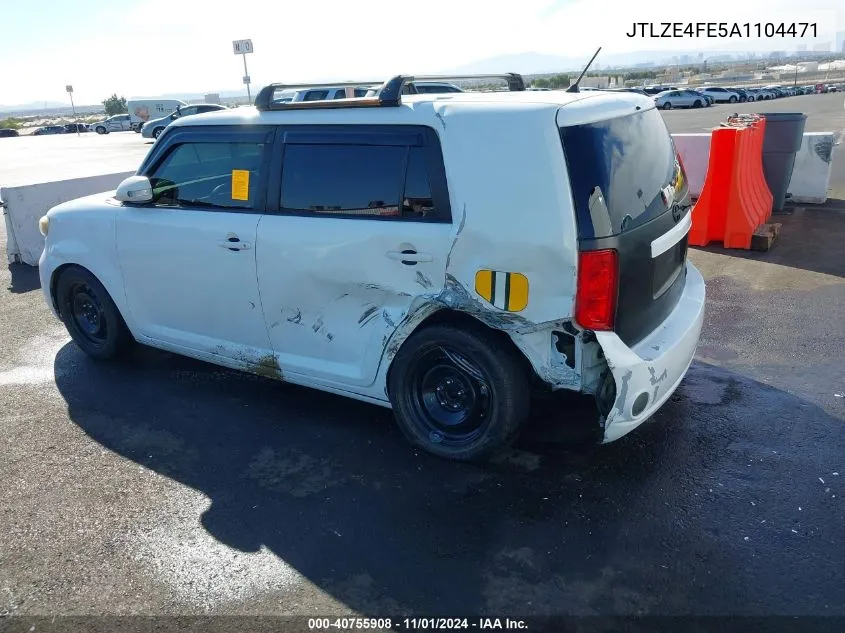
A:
172;90;655;130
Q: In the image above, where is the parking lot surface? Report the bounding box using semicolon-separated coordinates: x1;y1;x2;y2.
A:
0;132;151;187
1;99;844;624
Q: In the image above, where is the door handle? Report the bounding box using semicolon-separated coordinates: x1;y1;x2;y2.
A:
386;250;432;265
217;237;252;251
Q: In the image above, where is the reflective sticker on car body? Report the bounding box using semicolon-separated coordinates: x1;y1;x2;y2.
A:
475;270;529;312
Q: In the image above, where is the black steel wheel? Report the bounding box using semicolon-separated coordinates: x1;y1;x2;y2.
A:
56;266;132;360
388;323;529;461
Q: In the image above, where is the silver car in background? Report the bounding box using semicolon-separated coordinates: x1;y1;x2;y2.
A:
141;103;228;139
700;87;741;103
653;89;707;110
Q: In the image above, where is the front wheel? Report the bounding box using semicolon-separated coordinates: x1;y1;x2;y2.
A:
662;102;672;110
747;96;755;102
152;127;164;139
729;96;738;103
95;126;106;134
693;100;702;108
388;324;530;461
56;266;132;360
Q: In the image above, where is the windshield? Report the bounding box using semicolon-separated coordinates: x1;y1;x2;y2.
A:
560;106;683;239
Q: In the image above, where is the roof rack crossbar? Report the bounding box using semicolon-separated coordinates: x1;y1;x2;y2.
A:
254;73;525;111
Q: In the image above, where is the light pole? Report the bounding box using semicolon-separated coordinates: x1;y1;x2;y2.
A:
232;39;254;103
66;85;79;136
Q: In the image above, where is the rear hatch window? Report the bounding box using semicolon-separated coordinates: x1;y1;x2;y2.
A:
560;105;692;346
560;107;682;240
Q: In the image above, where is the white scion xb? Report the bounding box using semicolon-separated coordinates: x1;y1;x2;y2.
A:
38;74;705;461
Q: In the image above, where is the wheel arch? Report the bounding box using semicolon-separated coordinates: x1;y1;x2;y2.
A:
50;263;134;336
380;305;544;398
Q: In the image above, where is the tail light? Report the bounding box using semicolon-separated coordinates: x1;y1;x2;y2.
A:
575;249;619;331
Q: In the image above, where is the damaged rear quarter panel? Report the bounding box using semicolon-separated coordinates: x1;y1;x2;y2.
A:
376;103;587;394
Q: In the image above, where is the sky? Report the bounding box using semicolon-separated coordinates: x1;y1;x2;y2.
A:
1;0;843;105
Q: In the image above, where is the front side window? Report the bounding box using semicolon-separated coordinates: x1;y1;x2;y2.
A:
280;142;441;221
148;142;263;210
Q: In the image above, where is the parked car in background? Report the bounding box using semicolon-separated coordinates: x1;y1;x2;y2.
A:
277;85;375;104
642;85;678;95
728;88;754;102
0;128;20;138
32;125;67;136
828;85;839;93
686;89;713;106
91;114;132;134
64;123;89;133
700;87;740;103
141;103;228;139
654;90;705;109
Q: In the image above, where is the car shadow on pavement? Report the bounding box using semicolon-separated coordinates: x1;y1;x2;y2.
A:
53;343;845;616
690;205;845;279
6;263;41;293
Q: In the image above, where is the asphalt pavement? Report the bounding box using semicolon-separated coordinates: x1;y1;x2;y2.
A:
1;96;844;629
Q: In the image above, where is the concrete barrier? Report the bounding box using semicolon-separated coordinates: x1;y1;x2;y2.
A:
786;133;836;204
672;131;836;205
672;134;712;198
1;171;133;266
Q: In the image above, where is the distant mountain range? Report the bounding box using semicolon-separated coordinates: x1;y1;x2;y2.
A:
446;48;844;76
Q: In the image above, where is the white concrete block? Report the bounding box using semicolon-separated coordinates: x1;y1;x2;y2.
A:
2;172;133;266
786;133;836;204
671;134;712;198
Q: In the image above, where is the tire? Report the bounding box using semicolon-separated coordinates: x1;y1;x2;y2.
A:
693;100;702;108
56;266;132;360
662;102;672;110
388;323;530;461
729;96;738;103
747;96;755;102
152;127;164;139
95;126;106;134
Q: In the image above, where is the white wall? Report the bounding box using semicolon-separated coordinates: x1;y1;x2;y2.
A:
2;172;133;266
671;132;836;205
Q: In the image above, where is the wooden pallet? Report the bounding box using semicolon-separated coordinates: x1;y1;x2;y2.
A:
750;222;782;252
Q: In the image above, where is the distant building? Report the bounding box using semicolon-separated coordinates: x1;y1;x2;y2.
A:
204;93;221;104
580;76;611;89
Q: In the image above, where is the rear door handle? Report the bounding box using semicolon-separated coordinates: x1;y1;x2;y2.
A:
217;236;252;251
386;250;432;265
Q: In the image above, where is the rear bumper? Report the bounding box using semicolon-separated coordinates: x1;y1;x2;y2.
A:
595;262;705;443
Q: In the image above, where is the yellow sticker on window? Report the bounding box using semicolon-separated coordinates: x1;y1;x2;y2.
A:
231;169;250;201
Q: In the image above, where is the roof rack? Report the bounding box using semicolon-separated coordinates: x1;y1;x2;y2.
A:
254;73;525;111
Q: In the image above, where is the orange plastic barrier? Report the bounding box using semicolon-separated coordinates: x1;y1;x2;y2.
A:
689;117;773;249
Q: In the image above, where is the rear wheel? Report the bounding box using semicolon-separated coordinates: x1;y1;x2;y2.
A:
56;266;132;360
388;324;530;461
152;127;164;139
693;100;702;108
662;102;672;110
729;95;738;103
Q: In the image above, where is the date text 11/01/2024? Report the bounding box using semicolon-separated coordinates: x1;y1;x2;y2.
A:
626;22;818;38
308;618;528;630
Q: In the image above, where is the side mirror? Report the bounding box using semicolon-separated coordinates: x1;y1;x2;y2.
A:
115;175;153;204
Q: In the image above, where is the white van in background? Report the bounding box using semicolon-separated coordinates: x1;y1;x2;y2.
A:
127;98;187;132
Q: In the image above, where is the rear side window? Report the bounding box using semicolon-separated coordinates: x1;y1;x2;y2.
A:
279;133;447;221
561;107;679;239
149;142;264;210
